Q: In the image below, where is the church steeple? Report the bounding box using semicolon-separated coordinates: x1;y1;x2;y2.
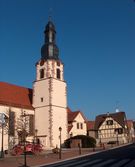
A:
33;19;67;149
41;20;59;60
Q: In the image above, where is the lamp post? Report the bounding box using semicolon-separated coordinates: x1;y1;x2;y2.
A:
34;129;38;144
21;111;29;167
59;127;62;159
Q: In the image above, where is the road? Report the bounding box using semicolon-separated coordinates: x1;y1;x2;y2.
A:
41;143;135;167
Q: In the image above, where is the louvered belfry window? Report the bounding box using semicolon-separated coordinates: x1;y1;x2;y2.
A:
40;69;44;79
57;68;61;79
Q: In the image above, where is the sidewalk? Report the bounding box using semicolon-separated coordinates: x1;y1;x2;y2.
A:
0;146;118;167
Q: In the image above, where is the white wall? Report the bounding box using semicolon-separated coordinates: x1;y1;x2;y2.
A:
0;105;34;151
33;79;50;107
69;113;87;137
51;106;68;148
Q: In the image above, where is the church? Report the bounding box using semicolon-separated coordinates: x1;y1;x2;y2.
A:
0;19;68;150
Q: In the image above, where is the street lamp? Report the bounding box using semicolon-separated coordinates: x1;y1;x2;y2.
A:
70;132;73;148
59;127;62;159
21;111;29;167
34;129;38;143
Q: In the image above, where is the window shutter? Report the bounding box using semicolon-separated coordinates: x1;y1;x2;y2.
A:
9;111;15;136
29;115;34;136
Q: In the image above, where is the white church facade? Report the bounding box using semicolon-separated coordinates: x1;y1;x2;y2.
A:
0;20;68;151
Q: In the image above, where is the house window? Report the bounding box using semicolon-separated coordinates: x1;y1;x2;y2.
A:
80;123;83;129
115;128;123;134
56;68;61;79
77;123;79;129
106;120;113;125
41;97;43;102
40;69;44;79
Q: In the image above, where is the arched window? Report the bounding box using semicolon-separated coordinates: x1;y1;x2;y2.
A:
56;68;61;79
40;69;44;79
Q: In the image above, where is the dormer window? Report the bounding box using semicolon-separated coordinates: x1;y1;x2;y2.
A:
40;69;44;79
106;120;113;125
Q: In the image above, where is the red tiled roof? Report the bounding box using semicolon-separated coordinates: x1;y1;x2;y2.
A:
67;108;87;122
87;121;95;130
68;111;80;122
67;107;72;113
68;125;73;133
0;82;33;110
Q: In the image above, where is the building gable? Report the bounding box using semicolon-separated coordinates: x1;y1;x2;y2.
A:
99;117;122;130
95;112;127;130
74;112;86;122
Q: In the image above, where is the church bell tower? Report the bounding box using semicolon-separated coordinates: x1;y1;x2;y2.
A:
33;20;68;148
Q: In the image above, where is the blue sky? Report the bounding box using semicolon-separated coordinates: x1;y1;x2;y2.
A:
0;0;135;120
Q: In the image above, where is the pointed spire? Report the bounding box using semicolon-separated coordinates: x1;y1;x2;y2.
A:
41;18;59;60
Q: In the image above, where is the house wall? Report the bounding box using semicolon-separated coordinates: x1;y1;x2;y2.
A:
128;122;135;142
69;113;87;137
98;117;128;144
88;130;96;139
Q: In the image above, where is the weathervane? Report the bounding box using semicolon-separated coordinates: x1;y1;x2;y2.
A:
115;100;120;112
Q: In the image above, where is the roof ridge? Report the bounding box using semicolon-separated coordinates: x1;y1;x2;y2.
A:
0;81;32;90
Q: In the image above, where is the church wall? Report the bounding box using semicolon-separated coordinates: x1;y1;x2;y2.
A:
51;106;68;148
0;105;34;151
33;80;50;107
51;79;67;107
34;106;50;148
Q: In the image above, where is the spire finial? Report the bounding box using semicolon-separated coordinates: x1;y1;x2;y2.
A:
49;8;53;21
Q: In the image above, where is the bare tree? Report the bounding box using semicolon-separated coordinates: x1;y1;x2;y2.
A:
16;111;29;144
